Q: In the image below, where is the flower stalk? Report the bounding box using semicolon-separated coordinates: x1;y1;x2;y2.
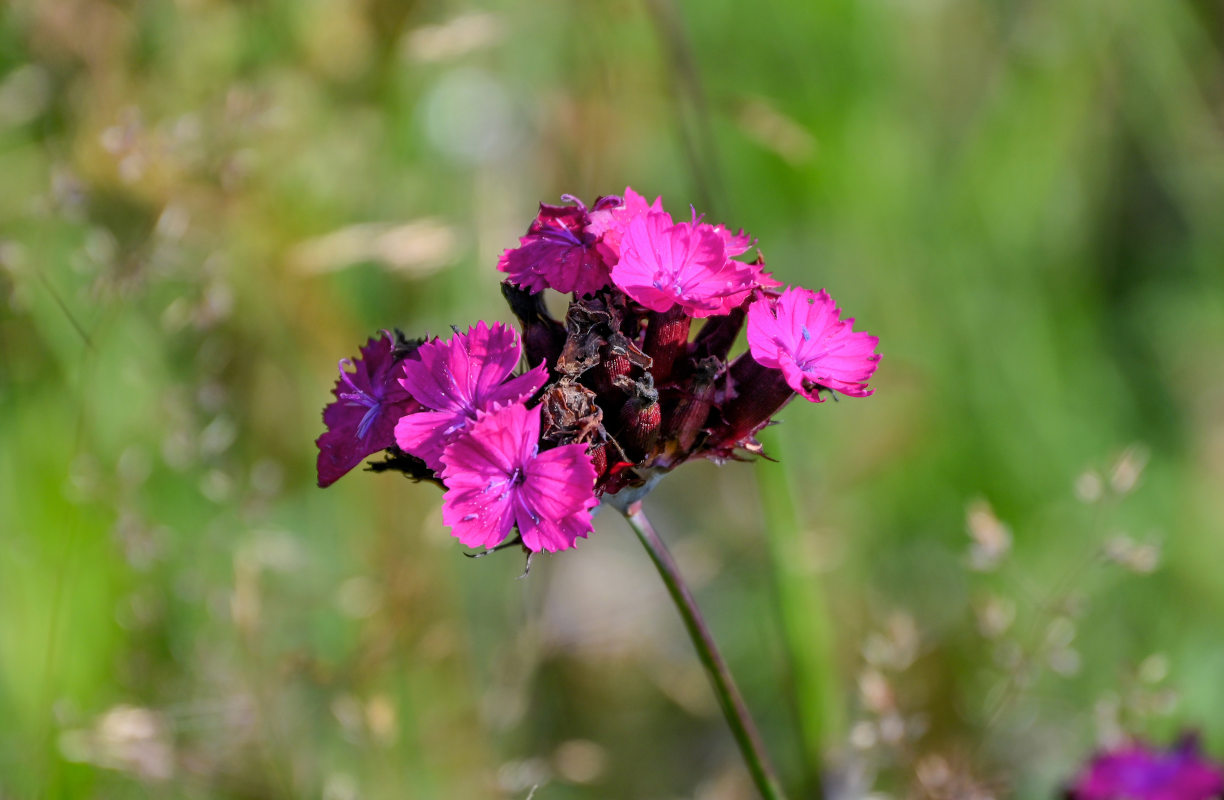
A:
622;501;788;800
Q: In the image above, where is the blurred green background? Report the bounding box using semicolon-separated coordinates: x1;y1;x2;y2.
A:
3;0;1224;797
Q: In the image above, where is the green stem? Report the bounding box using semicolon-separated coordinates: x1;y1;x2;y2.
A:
622;501;788;800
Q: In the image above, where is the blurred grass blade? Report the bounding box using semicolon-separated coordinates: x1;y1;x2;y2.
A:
757;427;841;795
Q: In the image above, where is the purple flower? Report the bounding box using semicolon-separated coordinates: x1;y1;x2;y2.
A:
395;321;547;470
1068;737;1224;800
439;402;598;552
316;333;418;488
746;285;880;401
611;211;760;318
498;194;621;297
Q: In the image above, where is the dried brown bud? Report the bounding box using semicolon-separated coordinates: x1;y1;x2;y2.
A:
592;332;651;394
540;378;604;446
618;375;662;458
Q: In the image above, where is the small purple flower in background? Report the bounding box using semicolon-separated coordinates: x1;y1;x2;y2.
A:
440;402;597;553
746;285;881;401
316;333;418;488
395;321;547;470
498;194;621;297
1066;736;1224;800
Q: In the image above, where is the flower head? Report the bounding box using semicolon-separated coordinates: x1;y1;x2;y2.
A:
440;402;598;552
1068;737;1224;800
611;211;759;318
710;222;755;257
498;194;620;297
320;187;883;550
746;286;880;401
316;333;418;487
586;186;664;260
395;321;546;469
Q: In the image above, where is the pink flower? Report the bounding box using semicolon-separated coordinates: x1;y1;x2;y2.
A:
316;333;419;488
716;258;782;314
586;186;664;260
709;222;755;258
498;195;620;297
611;211;759;318
746;286;880;401
395;321;547;469
587;186;755;263
440;403;598;552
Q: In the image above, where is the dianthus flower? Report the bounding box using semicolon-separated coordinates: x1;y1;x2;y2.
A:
611;210;760;318
316;186;882;800
318;187;880;551
1067;737;1224;800
745;285;880;401
440;402;598;552
585;186;663;259
498;194;621;297
316;332;418;487
394;321;546;470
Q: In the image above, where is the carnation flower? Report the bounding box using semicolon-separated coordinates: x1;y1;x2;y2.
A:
498;194;621;297
1067;737;1224;800
395;321;546;470
585;186;664;260
709;222;754;257
316;333;418;488
317;185;885;800
611;210;760;318
746;285;880;401
439;402;598;552
320;189;879;543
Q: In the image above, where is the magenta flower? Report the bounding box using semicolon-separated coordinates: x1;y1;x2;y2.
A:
1067;737;1224;800
587;186;754;263
709;222;755;258
439;402;598;552
746;286;880;401
716;259;783;315
611;211;760;318
498;194;620;297
586;186;664;260
395;321;547;470
316;333;419;488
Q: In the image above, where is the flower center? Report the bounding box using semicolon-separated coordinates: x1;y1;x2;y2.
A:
337;359;384;440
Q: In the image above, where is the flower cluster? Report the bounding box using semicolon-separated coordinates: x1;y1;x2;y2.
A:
1066;736;1224;800
316;187;881;553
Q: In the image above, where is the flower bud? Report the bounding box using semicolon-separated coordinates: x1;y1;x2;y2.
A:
501;282;566;369
643;305;691;385
670;356;722;452
708;353;794;454
618;375;662;458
